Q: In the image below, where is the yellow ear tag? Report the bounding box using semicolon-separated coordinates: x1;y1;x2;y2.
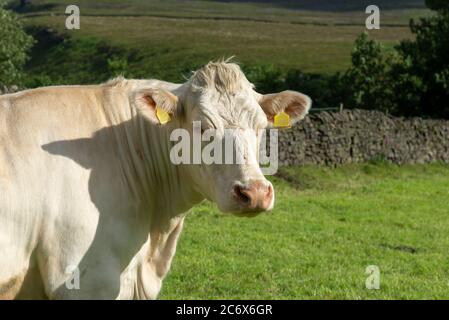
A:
273;112;291;129
155;106;171;125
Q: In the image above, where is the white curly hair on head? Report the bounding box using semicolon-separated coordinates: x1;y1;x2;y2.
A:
189;57;252;94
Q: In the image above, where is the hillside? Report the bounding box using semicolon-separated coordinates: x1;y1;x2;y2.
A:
18;0;431;82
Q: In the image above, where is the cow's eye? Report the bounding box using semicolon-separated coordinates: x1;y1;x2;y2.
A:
201;127;215;134
201;120;215;134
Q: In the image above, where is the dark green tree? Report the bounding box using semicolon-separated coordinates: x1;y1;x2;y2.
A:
425;0;449;12
392;5;449;117
342;32;394;113
0;1;34;87
344;2;449;118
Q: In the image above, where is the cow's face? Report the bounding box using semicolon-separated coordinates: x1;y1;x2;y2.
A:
135;62;311;216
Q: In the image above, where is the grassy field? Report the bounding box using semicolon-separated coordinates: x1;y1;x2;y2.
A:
19;0;430;25
160;163;449;299
18;0;430;79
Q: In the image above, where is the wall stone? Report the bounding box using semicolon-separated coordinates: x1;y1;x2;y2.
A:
277;109;449;165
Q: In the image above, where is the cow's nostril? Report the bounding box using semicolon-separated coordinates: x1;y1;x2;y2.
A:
233;185;250;204
232;181;273;212
266;184;272;199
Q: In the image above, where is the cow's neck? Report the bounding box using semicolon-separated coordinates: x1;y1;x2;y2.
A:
140;117;204;219
103;84;204;228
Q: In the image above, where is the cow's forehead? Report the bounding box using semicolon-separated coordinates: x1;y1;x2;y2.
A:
184;61;267;128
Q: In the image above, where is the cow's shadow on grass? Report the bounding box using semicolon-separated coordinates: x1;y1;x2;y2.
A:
41;118;157;299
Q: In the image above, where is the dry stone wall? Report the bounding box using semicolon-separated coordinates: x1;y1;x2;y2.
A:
278;109;449;165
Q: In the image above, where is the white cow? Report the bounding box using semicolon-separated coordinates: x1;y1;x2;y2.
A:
0;61;311;299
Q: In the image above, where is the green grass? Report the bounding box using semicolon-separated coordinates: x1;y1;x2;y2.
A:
159;163;449;299
19;0;429;78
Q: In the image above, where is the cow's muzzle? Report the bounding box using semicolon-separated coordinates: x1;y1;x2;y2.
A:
232;180;274;214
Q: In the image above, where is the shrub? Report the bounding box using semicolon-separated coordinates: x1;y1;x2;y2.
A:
393;10;449;117
341;32;394;113
243;64;285;93
24;28;138;87
425;0;449;12
0;1;34;87
343;7;449;119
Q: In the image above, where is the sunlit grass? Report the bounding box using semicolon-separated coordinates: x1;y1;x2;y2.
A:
160;163;449;299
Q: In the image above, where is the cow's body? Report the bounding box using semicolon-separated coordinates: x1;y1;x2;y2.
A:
0;80;203;299
0;61;311;299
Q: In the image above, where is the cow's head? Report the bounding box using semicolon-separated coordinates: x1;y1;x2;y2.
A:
135;61;311;216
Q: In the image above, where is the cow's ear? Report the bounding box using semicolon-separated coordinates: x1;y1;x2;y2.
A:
259;90;312;126
134;88;180;125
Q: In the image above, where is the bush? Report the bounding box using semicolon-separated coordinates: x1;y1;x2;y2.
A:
341;32;395;113
285;69;345;111
0;1;34;87
342;7;449;119
243;64;285;93
24;28;139;87
393;11;449;117
243;64;344;111
24;28;209;87
425;0;449;12
107;56;130;78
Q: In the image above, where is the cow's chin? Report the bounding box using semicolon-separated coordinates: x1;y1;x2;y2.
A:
215;201;272;218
